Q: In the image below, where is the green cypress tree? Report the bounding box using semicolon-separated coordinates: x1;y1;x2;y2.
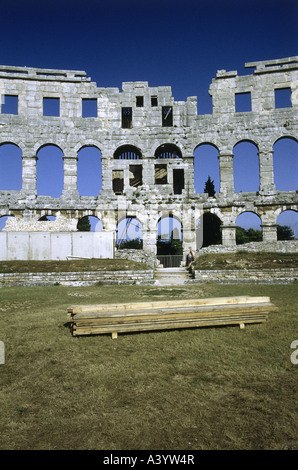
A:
204;176;216;197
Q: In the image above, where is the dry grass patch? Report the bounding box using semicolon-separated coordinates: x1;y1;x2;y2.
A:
0;259;151;273
194;252;298;270
0;283;297;450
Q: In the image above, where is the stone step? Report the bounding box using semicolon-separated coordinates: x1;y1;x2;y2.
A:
154;267;191;285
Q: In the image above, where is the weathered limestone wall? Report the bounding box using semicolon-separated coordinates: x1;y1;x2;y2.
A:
115;249;156;268
0;269;154;287
190;268;298;284
198;240;298;255
0;58;297;260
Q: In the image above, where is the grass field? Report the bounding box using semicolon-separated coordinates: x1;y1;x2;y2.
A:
194;252;298;270
0;282;297;450
0;258;151;273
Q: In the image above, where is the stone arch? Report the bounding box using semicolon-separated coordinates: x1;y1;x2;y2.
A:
36;144;64;197
233;140;259;192
154;143;182;159
193;143;220;194
116;216;143;246
157;213;183;241
0;142;23;190
114;145;142;160
156;213;183;257
273;137;298;191
276;209;298;239
198;211;222;247
77;145;102;196
235;211;262;244
77;215;103;232
73;139;103;154
39;215;56;221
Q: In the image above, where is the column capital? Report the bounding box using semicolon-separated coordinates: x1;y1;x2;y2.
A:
218;152;234;159
62;154;78;161
258;149;274;157
22;154;38;160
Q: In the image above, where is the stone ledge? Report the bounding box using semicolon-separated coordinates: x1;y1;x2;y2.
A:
0;270;154;287
198;241;298;255
189;268;298;284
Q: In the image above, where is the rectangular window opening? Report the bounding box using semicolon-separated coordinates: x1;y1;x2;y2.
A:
155;164;167;184
129;165;143;187
1;95;18;115
122;107;132;128
275;87;292;109
162;106;173;126
173;169;184;194
43;97;60;116
112;170;124;194
235;92;251;112
136;96;144;107
151;96;158;107
82;98;97;117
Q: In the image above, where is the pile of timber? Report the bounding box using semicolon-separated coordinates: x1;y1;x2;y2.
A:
67;296;277;339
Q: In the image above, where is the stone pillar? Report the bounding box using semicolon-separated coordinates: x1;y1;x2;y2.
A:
261;223;277;242
142;229;157;255
62;155;79;198
221;224;236;246
184;156;195;196
21;155;38;195
101;157;113;194
258;150;276;194
142;157;154;187
182;204;197;255
218;152;234;195
141;210;157;255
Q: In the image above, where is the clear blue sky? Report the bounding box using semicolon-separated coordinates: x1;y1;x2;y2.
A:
0;0;297;235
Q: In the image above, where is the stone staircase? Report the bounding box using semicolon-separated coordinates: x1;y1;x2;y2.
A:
154;266;191;285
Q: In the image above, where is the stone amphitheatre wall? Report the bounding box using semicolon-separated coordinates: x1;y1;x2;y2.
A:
0;57;297;260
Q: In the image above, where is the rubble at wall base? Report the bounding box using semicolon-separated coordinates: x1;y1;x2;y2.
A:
198;240;298;255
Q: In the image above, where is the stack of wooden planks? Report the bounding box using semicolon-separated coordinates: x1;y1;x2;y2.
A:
67;296;277;339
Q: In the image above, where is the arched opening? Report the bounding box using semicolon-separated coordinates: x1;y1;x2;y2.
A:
273;137;298;191
77;146;102;196
39;215;56;221
0;215;14;231
77;216;103;232
276;210;298;239
233;141;259;192
198;212;222;247
0;143;22;190
116;217;143;249
154;144;182;159
193;144;219;194
235;211;262;244
156;215;183;267
114;145;142;160
37;144;64;197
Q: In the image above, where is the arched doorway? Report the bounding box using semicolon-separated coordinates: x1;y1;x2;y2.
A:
77;216;103;232
198;212;222;247
277;210;298;239
77;146;102;196
193;144;219;194
273;137;297;191
116;217;143;249
235;212;262;244
0;143;22;190
156;215;183;266
233;141;259;192
37;144;64;197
